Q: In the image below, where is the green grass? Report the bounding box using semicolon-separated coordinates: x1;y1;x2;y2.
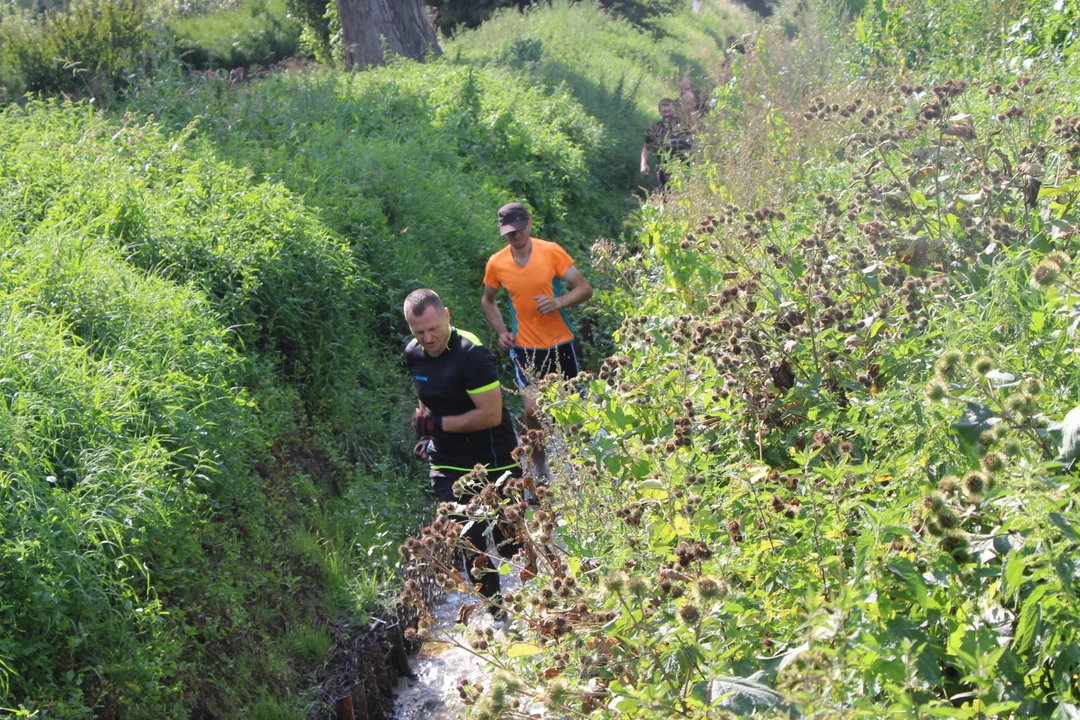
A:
132;0;748;360
0;101;426;716
447;0;738;193
168;0;302;69
0;100;392;432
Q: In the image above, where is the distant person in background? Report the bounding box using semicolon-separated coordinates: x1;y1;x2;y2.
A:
481;203;593;481
681;89;702;116
403;288;521;604
679;75;704;119
727;33;750;58
641;98;694;191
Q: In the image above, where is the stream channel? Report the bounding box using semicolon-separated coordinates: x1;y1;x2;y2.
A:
391;565;523;720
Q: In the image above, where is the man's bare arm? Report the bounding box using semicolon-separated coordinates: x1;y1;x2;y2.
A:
641;142;652;174
536;265;593;315
482;285;516;349
441;386;503;432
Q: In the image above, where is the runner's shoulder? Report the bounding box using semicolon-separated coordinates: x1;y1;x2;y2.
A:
532;237;568;256
404;337;423;359
453;328;488;354
486;244;513;265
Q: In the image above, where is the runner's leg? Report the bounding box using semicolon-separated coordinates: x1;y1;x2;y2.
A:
431;470;500;598
513;347;549;480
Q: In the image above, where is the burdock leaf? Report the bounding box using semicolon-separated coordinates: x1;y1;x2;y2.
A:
984;370;1017;386
951;402;999;446
1053;702;1080;720
707;672;785;714
506;642;544;658
1057;405;1080;465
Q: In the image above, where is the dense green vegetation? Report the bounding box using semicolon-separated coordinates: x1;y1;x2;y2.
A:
168;0;301;70
0;2;743;717
0;0;153;98
0;100;425;717
399;0;1080;717
427;0;683;36
131;0;737;345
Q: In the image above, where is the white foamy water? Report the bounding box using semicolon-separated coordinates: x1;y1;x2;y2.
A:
392;566;522;720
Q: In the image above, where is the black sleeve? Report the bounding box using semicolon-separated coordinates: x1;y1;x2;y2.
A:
464;346;501;395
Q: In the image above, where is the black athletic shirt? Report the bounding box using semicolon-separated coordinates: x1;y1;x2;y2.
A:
405;327;518;472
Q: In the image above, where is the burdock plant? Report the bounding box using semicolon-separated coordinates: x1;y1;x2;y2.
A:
1029;259;1062;290
934;349;964;378
972;355;995;375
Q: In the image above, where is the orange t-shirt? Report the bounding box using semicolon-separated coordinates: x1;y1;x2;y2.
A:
484;238;576;349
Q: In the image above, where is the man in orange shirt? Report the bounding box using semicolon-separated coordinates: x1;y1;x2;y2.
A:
481;203;593;480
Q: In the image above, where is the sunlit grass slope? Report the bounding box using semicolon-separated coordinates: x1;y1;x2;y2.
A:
0;1;748;715
0;102;423;717
132;0;749;341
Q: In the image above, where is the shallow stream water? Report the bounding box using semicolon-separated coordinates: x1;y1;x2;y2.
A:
391;565;522;720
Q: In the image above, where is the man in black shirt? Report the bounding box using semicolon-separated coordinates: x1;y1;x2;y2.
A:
640;98;694;191
403;288;521;601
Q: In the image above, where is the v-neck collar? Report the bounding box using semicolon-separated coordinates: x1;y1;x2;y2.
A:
509;237;534;268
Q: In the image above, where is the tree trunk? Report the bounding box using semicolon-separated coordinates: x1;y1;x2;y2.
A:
336;0;442;70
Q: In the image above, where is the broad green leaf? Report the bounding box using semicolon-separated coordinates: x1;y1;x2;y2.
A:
1048;512;1079;543
1039;182;1078;200
1014;585;1048;654
951;402;999;447
638;479;669;499
1054;703;1080;720
506;642;544;658
886;557;930;608
984;370;1016;386
1004;552;1026;595
1057;405;1080;465
707;672;784;713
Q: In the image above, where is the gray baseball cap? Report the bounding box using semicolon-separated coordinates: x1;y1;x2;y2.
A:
498;203;531;236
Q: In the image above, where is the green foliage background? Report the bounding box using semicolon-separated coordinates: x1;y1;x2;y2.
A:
397;0;1080;717
0;1;744;717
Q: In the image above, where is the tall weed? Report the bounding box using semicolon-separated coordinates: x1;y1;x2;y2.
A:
396;0;1080;717
0;0;151;98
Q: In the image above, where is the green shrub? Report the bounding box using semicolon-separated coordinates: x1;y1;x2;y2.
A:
0;99;431;717
428;0;683;37
0;230;248;715
131;62;606;343
0;0;151;98
394;0;1080;716
0;101;391;430
168;0;302;69
132;0;746;354
448;0;738;198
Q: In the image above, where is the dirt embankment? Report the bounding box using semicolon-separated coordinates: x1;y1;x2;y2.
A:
314;611;417;720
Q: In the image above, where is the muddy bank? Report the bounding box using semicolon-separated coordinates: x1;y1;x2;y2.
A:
310;614;411;720
314;559;520;720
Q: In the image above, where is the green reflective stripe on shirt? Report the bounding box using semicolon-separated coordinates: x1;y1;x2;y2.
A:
467;380;500;395
431;462;519;472
457;328;484;347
